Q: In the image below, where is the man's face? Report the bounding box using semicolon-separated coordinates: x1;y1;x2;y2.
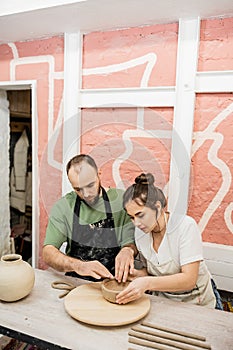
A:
68;162;101;205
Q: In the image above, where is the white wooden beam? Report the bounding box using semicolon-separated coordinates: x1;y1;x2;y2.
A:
168;18;200;215
79;87;175;107
30;81;40;268
62;32;83;195
70;69;233;108
196;71;233;93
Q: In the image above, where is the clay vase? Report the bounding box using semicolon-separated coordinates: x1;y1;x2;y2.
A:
0;254;35;302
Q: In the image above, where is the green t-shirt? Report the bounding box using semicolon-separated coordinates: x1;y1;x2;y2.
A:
44;188;135;255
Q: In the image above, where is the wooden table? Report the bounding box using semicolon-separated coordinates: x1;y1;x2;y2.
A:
0;268;232;350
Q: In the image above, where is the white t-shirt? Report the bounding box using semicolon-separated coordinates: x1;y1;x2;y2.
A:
135;214;204;268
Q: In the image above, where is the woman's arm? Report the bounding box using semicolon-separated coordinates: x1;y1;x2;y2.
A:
116;260;200;304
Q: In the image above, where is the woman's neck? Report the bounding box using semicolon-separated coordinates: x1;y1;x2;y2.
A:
151;211;169;235
151;212;169;252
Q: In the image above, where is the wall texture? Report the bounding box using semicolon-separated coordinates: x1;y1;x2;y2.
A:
0;17;232;266
81;18;233;246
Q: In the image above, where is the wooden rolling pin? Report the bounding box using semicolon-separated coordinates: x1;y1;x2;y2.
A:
129;336;181;350
142;321;206;341
129;330;211;350
131;325;211;349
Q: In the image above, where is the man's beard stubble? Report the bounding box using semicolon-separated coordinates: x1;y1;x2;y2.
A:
83;181;102;207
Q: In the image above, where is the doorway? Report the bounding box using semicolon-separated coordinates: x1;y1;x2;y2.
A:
0;81;38;267
7;89;32;263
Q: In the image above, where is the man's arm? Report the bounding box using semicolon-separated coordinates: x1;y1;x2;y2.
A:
43;245;78;272
43;245;114;280
121;243;138;257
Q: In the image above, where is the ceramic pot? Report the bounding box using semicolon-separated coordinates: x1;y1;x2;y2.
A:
101;278;130;303
0;254;35;302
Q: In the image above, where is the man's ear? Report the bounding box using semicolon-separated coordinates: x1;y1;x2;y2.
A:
98;169;102;177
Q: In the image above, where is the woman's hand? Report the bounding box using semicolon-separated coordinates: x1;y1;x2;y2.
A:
115;276;150;304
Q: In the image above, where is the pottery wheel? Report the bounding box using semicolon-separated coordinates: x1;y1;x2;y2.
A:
64;282;151;326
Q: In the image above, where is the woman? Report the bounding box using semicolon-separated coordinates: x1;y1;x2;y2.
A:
116;173;223;309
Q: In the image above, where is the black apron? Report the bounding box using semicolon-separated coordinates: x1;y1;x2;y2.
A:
66;187;120;281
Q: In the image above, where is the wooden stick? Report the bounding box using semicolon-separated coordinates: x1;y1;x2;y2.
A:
129;330;211;350
129;336;178;350
142;321;206;342
131;325;211;349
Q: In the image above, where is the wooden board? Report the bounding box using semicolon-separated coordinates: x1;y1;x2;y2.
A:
64;282;151;326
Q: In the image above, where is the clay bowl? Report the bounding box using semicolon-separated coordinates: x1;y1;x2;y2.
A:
101;278;130;303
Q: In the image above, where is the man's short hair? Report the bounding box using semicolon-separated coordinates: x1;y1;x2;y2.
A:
66;154;98;175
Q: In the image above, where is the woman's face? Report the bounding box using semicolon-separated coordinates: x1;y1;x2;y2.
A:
125;199;158;234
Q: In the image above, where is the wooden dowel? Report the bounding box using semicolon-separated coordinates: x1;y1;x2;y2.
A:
142;321;206;342
129;336;177;350
129;330;211;350
131;325;211;349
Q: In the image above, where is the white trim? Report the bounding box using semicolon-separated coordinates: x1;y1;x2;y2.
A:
31;81;39;268
168;18;200;214
0;80;39;268
62;32;83;195
61;69;233;109
0;80;33;90
196;71;233;93
203;242;233;292
79;87;176;108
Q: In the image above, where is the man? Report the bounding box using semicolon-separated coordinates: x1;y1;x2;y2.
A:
43;154;137;282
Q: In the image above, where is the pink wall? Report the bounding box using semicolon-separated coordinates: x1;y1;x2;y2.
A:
82;18;233;246
83;23;178;88
82;23;177;191
189;18;233;244
0;37;64;268
0;17;232;268
190;93;233;244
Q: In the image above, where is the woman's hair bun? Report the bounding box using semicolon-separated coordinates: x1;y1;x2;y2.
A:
135;173;154;185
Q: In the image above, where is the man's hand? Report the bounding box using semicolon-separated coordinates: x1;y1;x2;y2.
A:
75;260;114;280
43;245;113;280
127;267;148;281
115;246;135;283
